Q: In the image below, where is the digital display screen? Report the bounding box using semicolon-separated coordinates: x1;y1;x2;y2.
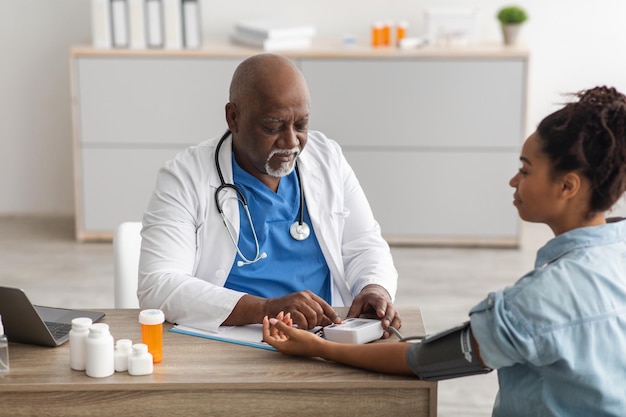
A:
340;319;370;329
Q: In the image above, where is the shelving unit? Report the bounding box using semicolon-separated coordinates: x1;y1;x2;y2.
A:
71;39;528;245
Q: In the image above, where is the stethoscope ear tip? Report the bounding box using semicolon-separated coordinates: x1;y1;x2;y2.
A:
237;252;267;267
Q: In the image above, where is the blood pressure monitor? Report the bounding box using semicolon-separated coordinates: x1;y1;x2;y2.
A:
323;318;384;344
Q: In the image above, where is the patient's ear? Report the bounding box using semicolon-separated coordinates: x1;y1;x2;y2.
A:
225;102;239;133
560;172;581;199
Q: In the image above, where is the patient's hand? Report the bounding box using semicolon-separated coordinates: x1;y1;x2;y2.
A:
263;312;326;357
273;311;293;328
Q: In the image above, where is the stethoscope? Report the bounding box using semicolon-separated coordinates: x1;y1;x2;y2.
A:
214;130;310;267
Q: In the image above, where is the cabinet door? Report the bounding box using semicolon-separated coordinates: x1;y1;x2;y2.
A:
344;150;520;244
75;56;244;239
301;58;526;244
77;57;243;145
301;58;526;149
79;148;186;233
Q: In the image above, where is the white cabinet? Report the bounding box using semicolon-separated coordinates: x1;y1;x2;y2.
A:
71;44;528;245
300;58;527;245
72;55;243;240
77;57;241;145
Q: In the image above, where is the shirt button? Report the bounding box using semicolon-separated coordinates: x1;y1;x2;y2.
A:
215;269;226;280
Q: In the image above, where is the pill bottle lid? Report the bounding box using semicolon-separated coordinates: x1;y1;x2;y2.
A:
89;322;110;335
139;309;165;325
116;338;133;349
71;317;93;329
133;343;149;354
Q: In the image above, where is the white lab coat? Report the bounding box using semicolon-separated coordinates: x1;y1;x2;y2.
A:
138;130;398;332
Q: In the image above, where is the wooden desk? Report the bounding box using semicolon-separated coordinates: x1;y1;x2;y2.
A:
0;308;436;417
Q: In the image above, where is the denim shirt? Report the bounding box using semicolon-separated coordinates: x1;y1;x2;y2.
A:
470;221;626;417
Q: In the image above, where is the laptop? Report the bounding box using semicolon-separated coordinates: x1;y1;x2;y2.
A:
0;286;105;347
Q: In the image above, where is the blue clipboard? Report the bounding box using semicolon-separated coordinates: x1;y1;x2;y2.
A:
169;323;277;351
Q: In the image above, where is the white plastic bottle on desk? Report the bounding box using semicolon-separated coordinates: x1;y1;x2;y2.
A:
69;317;93;371
114;339;133;372
128;343;153;376
0;315;9;373
85;323;114;378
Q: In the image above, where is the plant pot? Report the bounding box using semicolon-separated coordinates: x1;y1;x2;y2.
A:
501;23;522;45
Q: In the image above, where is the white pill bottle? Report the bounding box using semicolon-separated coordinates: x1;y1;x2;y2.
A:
85;323;115;378
128;343;153;376
69;317;93;371
114;338;133;372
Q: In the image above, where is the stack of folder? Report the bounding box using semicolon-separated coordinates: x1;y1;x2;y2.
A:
231;20;317;51
91;0;202;50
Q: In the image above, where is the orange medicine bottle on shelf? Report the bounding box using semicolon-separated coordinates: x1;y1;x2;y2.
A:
382;20;393;46
371;21;384;47
139;309;164;363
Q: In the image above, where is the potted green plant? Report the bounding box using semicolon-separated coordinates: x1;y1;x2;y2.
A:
496;5;528;45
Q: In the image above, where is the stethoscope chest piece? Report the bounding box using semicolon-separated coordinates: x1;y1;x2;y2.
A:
290;221;310;241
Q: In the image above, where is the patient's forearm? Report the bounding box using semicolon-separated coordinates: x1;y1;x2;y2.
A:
317;341;413;375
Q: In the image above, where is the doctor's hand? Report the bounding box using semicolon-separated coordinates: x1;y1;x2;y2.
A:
347;284;401;338
264;290;342;330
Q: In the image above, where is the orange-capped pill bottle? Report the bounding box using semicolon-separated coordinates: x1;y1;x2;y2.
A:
371;21;384;47
139;309;164;363
382;20;393;46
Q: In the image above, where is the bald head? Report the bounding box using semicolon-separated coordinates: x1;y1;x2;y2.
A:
229;54;309;106
224;53;311;190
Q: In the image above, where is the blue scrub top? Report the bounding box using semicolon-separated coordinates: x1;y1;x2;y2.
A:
224;156;331;303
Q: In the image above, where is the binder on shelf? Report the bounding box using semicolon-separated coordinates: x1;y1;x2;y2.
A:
163;0;183;49
111;0;130;48
91;0;112;48
146;0;164;48
234;20;317;40
128;0;147;49
182;0;202;49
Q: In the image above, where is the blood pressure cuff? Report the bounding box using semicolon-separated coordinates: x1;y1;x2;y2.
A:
405;321;492;381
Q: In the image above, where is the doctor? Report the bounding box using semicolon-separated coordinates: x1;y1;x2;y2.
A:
138;53;400;334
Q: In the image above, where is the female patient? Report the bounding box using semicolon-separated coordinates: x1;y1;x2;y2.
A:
263;86;626;417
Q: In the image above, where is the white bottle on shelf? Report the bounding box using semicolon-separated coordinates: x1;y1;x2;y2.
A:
85;323;114;378
69;317;93;371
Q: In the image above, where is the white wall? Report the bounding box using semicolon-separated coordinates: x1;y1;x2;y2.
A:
1;0;625;216
0;0;90;215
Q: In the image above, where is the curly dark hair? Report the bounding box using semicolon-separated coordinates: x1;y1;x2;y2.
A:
537;86;626;214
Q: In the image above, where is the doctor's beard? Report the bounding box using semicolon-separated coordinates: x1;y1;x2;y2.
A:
265;147;300;177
